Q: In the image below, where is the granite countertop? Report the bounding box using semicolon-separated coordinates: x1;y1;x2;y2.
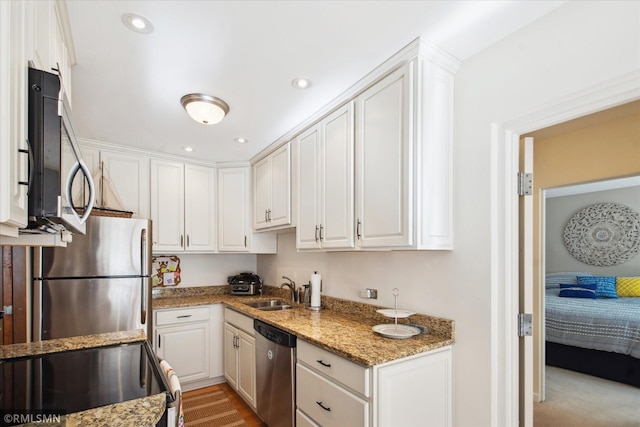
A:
0;331;166;427
153;286;455;366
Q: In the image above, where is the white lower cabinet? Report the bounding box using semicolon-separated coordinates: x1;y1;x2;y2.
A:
297;339;452;427
154;305;224;391
224;308;256;408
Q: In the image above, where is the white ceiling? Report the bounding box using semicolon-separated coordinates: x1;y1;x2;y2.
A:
66;0;567;163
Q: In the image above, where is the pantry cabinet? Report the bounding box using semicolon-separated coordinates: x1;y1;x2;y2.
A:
253;143;291;230
151;160;215;253
154;305;224;391
297;102;355;250
296;339;452;427
224;308;256;408
0;0;29;237
217;165;277;253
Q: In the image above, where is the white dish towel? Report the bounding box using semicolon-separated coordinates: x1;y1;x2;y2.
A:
159;359;184;427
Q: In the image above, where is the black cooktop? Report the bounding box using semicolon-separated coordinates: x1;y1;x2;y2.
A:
0;341;169;416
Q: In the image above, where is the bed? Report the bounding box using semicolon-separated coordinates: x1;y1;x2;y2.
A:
545;274;640;387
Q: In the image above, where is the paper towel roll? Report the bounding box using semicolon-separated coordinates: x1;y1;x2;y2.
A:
311;272;321;308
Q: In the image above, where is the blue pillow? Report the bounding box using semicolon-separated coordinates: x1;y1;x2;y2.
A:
559;282;597;299
577;276;618;298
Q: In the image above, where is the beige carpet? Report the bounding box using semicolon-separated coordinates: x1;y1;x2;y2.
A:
182;388;248;427
534;366;640;427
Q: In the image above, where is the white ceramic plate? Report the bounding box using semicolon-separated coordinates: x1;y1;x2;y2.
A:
376;308;415;318
372;324;421;339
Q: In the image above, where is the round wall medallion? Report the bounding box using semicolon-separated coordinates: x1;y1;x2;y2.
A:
563;202;640;266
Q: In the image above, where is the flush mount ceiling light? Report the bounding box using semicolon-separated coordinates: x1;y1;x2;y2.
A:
234;137;248;144
291;77;313;89
121;13;154;34
180;94;230;125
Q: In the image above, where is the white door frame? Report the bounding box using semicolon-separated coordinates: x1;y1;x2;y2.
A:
490;70;639;427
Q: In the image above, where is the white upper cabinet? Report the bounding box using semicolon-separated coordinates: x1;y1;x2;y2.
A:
184;164;216;252
297;102;354;250
30;0;74;102
151;160;215;253
218;167;250;252
217;166;277;253
355;65;412;248
354;42;459;250
294;40;458;250
100;150;150;218
253;143;291;231
0;0;29;237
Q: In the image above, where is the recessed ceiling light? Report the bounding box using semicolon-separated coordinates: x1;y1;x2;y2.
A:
183;146;194;152
234;138;248;144
291;77;313;89
121;13;154;34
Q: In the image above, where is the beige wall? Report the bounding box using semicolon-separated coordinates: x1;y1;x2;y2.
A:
525;100;640;397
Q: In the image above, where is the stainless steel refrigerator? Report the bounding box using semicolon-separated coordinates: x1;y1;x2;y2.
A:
33;216;152;341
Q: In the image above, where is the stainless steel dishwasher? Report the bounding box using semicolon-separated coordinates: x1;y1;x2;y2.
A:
254;319;297;427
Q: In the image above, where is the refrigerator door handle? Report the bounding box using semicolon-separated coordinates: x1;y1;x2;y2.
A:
140;229;148;325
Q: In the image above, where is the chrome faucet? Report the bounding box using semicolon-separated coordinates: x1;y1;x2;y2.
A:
280;276;297;302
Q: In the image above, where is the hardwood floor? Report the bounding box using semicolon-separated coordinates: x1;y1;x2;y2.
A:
183;383;266;427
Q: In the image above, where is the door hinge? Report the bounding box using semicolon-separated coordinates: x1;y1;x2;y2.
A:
518;313;533;337
517;172;533;196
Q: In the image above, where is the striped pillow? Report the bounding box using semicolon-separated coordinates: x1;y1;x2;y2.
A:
577;276;618;299
545;272;594;289
616;277;640;297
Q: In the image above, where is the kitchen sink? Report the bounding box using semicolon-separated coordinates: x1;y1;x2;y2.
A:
242;299;293;311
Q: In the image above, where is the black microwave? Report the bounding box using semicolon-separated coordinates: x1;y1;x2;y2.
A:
25;68;94;235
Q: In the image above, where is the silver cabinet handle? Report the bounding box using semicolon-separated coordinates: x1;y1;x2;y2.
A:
319;225;324;241
186;235;190;247
244;235;247;247
177;314;192;319
315;226;319;242
180;235;184;247
356;219;362;239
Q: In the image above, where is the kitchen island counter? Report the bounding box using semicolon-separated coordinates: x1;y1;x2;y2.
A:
153;287;455;367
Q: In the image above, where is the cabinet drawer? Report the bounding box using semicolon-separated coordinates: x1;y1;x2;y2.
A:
298;339;369;397
296;409;320;427
156;307;210;326
224;307;254;335
297;363;368;427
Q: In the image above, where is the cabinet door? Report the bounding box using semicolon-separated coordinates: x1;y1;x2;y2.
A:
30;0;53;72
321;102;355;249
297;126;321;249
376;348;452;427
100;150;150;218
253;156;270;229
237;329;256;408
151;159;184;251
355;64;412;248
156;323;211;383
224;323;239;389
184;164;215;252
0;0;29;235
218;167;249;252
269;143;291;227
